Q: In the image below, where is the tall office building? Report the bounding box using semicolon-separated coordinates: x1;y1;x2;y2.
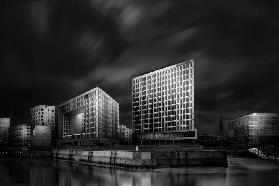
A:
228;113;279;146
30;105;55;146
57;87;119;146
0;118;10;145
132;59;197;143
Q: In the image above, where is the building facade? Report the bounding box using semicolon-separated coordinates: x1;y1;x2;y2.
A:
118;125;133;144
57;87;119;146
30;105;55;138
0;118;10;145
228;113;279;147
33;125;51;148
9;124;31;147
132;59;196;143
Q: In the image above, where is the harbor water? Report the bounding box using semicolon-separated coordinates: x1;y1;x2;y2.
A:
0;157;279;186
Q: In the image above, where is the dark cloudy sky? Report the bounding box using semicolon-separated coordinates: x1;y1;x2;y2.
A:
1;0;279;134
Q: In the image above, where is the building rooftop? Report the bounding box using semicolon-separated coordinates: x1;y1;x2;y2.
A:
132;58;194;80
58;87;119;107
229;113;279;122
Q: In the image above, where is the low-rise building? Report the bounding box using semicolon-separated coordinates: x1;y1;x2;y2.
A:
30;105;55;145
0;118;10;145
33;125;51;148
118;125;133;144
228;113;279;147
9;124;31;147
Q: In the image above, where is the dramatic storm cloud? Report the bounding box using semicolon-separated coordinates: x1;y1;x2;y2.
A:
1;0;279;133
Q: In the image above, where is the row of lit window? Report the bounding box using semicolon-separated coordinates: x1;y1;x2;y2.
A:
134;111;193;117
133;105;193;110
133;101;193;107
133;76;193;88
133;76;193;87
62;98;118;112
134;87;193;95
32;108;55;112
134;81;193;90
133;93;193;100
133;81;192;89
134;126;192;131
133;79;192;90
133;116;193;121
133;109;193;114
133;88;193;96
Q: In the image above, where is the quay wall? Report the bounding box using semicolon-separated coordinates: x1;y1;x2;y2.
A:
52;149;227;168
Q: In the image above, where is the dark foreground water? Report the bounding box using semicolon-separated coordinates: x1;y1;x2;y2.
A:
1;157;279;186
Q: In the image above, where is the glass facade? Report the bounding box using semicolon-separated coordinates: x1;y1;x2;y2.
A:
228;113;279;146
57;87;119;145
132;59;197;141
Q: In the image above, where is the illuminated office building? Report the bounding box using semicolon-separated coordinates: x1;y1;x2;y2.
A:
30;105;55;145
228;113;279;146
57;87;119;146
132;59;197;143
0;118;10;145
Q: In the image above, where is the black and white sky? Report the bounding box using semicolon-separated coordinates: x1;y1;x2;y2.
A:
1;0;279;134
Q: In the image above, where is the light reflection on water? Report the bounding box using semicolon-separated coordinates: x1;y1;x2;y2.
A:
0;157;279;186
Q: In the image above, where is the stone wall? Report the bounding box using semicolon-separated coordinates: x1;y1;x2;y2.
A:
52;148;227;168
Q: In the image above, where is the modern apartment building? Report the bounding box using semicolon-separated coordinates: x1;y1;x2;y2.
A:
9;124;31;147
0;118;10;145
57;87;119;146
30;105;55;145
228;113;279;146
132;59;197;143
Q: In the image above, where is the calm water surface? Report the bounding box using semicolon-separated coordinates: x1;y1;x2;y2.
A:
1;157;279;186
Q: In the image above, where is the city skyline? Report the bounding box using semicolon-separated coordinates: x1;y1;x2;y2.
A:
1;1;279;134
1;2;279;185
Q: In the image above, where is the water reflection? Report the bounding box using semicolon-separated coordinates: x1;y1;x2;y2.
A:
0;157;279;186
0;158;30;185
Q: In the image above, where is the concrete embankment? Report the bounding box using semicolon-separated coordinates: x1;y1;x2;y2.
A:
0;147;52;158
52;148;228;169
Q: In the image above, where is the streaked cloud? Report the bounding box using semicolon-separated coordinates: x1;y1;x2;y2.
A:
0;0;279;133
